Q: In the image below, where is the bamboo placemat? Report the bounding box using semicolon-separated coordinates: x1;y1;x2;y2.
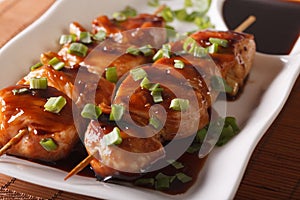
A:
0;0;299;200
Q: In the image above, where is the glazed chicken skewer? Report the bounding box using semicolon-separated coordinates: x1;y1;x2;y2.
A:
64;16;256;180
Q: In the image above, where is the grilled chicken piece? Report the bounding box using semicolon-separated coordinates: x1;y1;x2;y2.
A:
112;61;211;142
17;65;114;109
171;30;256;96
0;85;78;162
92;13;166;46
84;120;165;177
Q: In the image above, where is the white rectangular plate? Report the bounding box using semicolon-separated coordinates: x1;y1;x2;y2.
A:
0;0;299;199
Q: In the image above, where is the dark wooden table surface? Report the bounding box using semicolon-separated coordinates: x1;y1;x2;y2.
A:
0;0;299;199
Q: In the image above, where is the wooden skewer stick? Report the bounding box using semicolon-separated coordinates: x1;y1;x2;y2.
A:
0;129;28;157
64;154;94;181
153;4;166;15
234;15;256;32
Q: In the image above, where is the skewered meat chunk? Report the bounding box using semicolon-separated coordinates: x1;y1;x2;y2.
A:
0;85;78;162
84;120;165;177
171;30;256;96
112;61;211;142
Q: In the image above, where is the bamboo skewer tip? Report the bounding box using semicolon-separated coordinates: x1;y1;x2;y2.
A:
234;15;256;32
64;154;94;181
0;129;28;157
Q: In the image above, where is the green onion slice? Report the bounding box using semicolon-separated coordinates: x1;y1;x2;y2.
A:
103;127;122;146
48;57;65;70
93;30;106;41
152;49;163;61
167;160;184;169
130;68;147;81
105;66;118;83
209;37;229;48
59;34;76;45
139;45;154;56
206;43;219;54
29;77;48;89
216;117;240;146
176;172;192;183
154;173;175;190
126;46;141;56
169;98;189;111
147;0;160;7
39;138;58;151
12;88;30;95
113;12;127;21
81;103;102;120
79;32;92;44
44;96;67;114
30;62;43;71
134;178;155;186
174;59;185;69
149;116;161;129
109;104;125;121
68;42;88;57
161;6;174;22
211;76;233;93
140;77;151;89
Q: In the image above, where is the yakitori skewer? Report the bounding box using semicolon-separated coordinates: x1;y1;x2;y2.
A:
0;129;28;157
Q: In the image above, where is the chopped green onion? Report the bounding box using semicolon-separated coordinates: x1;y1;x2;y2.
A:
130;68;147;81
147;0;160;7
120;6;137;17
109;104;125;121
39;138;58;151
206;43;219;54
30;62;43;71
140;77;151;89
169;98;189;111
186;143;202;153
134;178;155;186
209;37;228;48
174;9;188;21
59;34;76;45
48;57;65;70
152;49;163;61
12;88;30;95
211;76;233;93
193;45;207;57
167;160;184;169
68;42;88;57
139;45;154;56
105;66;118;83
103;127;122;145
174;59;185;69
184;0;193;7
79;32;92;44
176;172;192;183
93;30;106;41
151;91;163;103
113;12;127;21
44;96;67;114
216;117;240;146
194;15;214;29
161;6;174;22
162;44;171;58
81;103;102;120
195;128;207;143
149;116;161;129
126;46;141;56
154;173;175;190
29;77;48;89
149;83;163;92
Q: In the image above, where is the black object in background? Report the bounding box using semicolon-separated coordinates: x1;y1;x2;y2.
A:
223;0;300;55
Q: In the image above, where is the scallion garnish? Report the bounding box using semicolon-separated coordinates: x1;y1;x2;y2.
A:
169;98;189;111
59;34;76;45
162;43;171;58
149;116;161;129
126;46;141;56
139;45;154;56
184;0;193;7
195;127;207;143
30;62;43;71
216;117;240;146
167;160;184;169
130;68;147;81
161;6;174;22
29;77;48;89
174;9;188;21
152;49;163;61
209;37;229;48
109;104;125;121
134;178;155;186
44;96;67;114
140;77;151;89
12;88;30;95
147;0;160;7
154;173;175;190
93;30;106;41
103;127;122;146
206;43;219;54
39;138;58;151
174;59;185;69
113;12;127;21
48;57;65;70
176;172;192;183
68;42;88;57
81;103;102;120
105;66;118;83
79;32;92;44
